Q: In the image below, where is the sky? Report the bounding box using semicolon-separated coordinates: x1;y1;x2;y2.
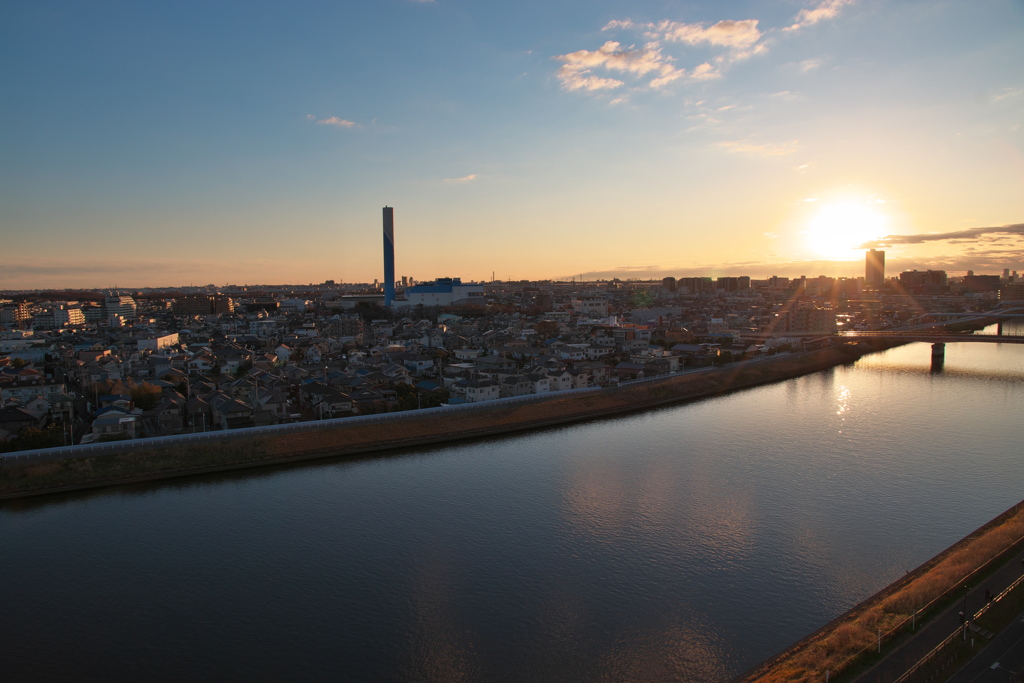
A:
2;0;1022;289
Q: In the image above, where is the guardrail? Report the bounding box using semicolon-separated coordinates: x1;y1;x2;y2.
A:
891;571;1024;683
818;523;1024;682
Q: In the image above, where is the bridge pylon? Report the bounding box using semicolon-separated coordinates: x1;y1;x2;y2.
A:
931;342;945;373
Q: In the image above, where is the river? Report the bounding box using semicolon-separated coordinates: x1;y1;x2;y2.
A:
3;323;1022;682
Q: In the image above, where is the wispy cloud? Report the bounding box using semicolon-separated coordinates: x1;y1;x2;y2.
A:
606;18;762;51
307;114;357;127
718;139;799;156
443;174;478;184
556;2;856;96
786;0;857;31
860;223;1024;248
991;87;1024;103
554;41;683;91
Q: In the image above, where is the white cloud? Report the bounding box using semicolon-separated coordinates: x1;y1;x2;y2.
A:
443;174;478;184
786;0;856;31
559;72;625;92
558;3;852;97
605;18;762;50
690;62;721;81
554;40;683;91
555;16;765;93
718;139;799;156
658;19;762;50
308;114;357;127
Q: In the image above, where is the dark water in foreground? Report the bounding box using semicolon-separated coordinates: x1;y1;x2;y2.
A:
3;328;1023;682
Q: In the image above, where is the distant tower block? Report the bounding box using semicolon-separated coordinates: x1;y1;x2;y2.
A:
383;207;396;306
865;249;885;286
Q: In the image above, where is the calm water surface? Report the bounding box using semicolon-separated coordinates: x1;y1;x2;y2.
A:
3;327;1023;682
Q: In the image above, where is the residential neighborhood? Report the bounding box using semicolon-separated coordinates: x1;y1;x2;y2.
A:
1;270;1019;452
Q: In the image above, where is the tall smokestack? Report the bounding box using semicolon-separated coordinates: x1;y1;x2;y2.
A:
383;206;395;307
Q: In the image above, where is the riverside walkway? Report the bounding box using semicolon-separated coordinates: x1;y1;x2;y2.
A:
852;545;1024;683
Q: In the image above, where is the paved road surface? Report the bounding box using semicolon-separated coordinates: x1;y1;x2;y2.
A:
852;548;1024;683
948;614;1024;683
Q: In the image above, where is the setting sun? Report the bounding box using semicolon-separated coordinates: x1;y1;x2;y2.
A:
804;201;888;260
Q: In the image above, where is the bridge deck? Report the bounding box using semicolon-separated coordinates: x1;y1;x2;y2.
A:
838;333;1024;344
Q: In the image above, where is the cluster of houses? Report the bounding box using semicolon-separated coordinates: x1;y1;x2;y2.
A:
0;277;992;449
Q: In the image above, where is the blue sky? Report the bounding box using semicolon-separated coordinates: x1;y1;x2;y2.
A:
2;0;1022;288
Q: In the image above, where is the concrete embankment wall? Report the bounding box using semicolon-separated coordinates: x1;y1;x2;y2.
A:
0;345;880;500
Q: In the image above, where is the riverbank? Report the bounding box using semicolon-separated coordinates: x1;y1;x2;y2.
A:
0;342;891;500
732;500;1024;683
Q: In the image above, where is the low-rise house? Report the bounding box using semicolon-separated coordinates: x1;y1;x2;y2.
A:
456;378;500;403
403;353;436;376
499;375;533;398
215;398;254;430
614;362;646;380
524;373;551;394
473;355;517;374
91;407;139;440
154;394;186;434
48;393;76;421
568;368;590;389
0;407;41;438
547;370;574;392
98;393;133;411
187;353;216;374
347;388;389;414
255;387;289;422
643;356;680;376
186;397;212;431
17;396;50;421
0;378;68;402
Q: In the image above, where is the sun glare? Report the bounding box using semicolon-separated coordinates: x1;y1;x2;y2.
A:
804;201;888;260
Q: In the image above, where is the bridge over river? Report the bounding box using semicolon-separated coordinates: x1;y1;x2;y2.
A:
838;331;1024;344
838;322;1024;365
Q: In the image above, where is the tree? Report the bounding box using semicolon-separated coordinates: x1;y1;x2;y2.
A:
394;383;419;411
131;382;163;411
0;425;64;453
631;290;654;308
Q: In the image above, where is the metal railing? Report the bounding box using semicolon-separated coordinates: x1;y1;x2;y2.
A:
817;523;1024;683
891;571;1024;683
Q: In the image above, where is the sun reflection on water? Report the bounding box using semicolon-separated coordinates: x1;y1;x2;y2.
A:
836;385;850;432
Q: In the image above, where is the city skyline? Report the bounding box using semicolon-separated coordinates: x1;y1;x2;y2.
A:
3;0;1022;289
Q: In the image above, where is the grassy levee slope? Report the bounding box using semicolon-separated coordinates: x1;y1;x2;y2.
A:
733;501;1024;683
0;346;871;499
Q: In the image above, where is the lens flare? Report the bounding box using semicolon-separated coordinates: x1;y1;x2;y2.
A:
804;201;888;260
